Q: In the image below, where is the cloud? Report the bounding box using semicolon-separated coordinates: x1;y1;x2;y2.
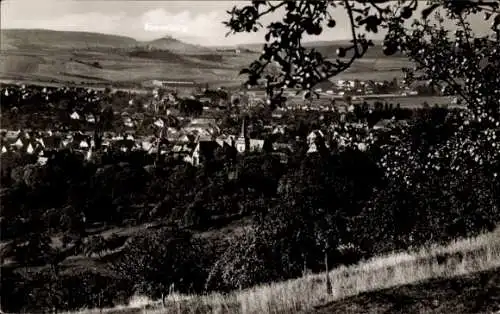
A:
140;9;227;39
0;0;492;46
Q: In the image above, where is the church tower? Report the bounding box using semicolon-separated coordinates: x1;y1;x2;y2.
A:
235;118;248;153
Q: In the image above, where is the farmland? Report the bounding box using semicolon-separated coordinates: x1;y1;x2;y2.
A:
0;29;412;88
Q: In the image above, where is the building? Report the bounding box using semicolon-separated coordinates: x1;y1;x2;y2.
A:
185;140;219;167
235;119;266;154
235;119;249;154
143;80;198;89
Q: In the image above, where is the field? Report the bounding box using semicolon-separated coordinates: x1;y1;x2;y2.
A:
62;227;500;314
0;29;412;88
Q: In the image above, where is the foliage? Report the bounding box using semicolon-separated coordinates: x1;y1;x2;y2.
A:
205;229;280;292
1;2;500;307
225;0;499;105
110;227;210;298
1;104;500;311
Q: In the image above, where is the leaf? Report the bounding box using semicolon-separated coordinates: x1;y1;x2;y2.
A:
421;3;440;20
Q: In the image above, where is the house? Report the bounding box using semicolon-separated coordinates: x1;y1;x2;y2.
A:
79;140;90;149
124;117;135;128
199;97;212;104
272;109;284;119
70;132;92;153
9;132;34;152
272;152;288;164
163;127;178;141
61;137;72;148
42;135;62;151
307;130;326;154
85;114;96;124
172;142;196;159
154;118;165;128
141;138;155;153
216;134;236;148
373;119;394;130
249;139;265;151
307;142;320;154
307;130;324;146
115;139;135;152
23;139;44;156
185;140;219;167
35;137;45;149
272;143;293;152
5;130;20;140
184;118;220;136
70;111;81;120
112;134;124;141
175;133;194;143
272;125;286;135
11;137;25;149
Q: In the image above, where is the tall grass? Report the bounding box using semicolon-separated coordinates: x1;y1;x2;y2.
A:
69;228;500;314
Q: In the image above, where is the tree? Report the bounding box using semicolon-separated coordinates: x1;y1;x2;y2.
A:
225;1;499;106
205;228;280;292
386;4;500;172
110;228;208;301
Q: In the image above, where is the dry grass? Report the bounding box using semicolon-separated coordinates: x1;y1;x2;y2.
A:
67;228;500;314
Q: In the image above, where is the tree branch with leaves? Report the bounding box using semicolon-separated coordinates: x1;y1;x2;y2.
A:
225;0;499;108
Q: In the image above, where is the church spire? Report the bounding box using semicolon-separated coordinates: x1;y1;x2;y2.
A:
240;117;247;138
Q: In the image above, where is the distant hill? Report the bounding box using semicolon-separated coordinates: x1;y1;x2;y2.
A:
0;29;409;87
231;39;404;59
0;29;213;54
0;29;138;50
144;35;213;54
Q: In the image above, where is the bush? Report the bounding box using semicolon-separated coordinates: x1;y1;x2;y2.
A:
205;229;281;292
110;227;210;298
2;267;133;313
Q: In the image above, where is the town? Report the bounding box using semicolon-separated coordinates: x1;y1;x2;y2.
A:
0;77;455;168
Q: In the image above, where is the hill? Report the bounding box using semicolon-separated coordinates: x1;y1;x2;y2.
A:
233;39;404;59
0;29;410;87
54;227;500;314
0;29;250;85
311;267;500;314
145;35;214;54
0;29;216;53
0;29;138;50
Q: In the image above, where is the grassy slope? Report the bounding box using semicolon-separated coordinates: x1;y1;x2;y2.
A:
0;29;411;86
310;267;500;314
65;227;500;314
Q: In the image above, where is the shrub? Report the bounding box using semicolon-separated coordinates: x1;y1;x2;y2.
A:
110;227;210;299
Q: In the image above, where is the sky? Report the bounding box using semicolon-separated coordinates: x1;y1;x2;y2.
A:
0;0;492;46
